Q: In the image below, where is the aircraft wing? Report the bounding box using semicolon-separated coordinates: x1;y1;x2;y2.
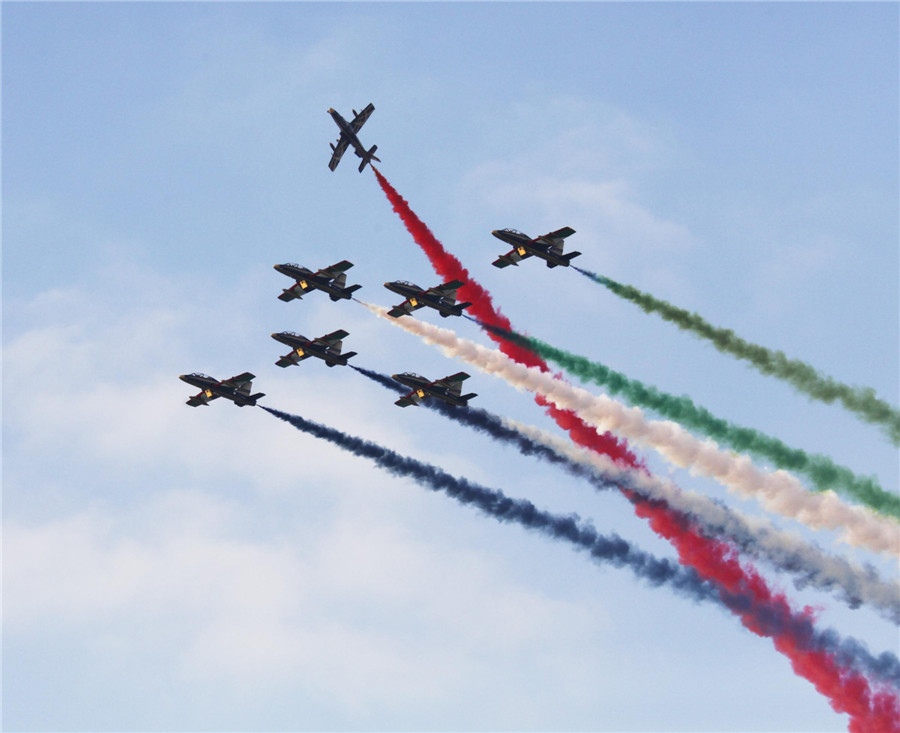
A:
350;103;375;133
492;249;527;268
318;260;354;279
434;372;470;395
328;137;350;171
394;394;419;408
537;227;576;245
186;391;216;407
317;329;350;346
429;280;465;299
220;372;256;388
388;300;423;317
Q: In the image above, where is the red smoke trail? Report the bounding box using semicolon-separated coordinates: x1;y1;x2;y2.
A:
372;167;633;465
637;499;899;731
372;167;900;730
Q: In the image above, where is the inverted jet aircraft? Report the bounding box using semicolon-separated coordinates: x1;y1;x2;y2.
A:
274;260;362;303
491;226;580;269
272;329;358;368
392;371;477;408
384;279;473;318
179;372;265;407
327;103;380;172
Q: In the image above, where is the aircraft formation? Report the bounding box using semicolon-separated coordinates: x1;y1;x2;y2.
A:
177;103;900;732
181;102;579;410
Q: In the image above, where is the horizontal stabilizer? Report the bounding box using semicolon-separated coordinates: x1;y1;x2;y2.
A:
342;351;358;361
460;393;477;404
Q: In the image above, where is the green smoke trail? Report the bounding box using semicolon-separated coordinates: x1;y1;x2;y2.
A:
573;267;900;447
477;319;900;521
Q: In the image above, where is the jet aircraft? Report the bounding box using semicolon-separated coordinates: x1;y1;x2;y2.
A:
327;103;380;172
272;329;358;368
274;260;362;303
491;226;580;269
384;279;473;318
179;372;265;407
392;371;477;408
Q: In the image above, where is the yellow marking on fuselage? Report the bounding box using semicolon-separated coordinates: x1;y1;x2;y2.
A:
296;348;305;356
416;389;425;398
517;246;527;256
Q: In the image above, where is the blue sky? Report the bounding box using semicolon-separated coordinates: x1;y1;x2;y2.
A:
3;3;898;731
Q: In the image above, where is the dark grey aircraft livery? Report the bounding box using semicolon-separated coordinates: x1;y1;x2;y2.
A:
274;260;362;303
491;226;580;269
384;279;473;318
328;103;380;172
272;329;358;368
180;372;265;407
392;371;477;408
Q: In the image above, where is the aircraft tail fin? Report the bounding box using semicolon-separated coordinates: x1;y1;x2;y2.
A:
343;351;358;361
460;393;478;405
278;289;299;302
358;145;380;172
562;251;582;264
247;392;265;404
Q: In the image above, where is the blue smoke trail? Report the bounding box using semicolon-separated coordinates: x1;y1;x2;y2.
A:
350;365;900;624
263;405;900;689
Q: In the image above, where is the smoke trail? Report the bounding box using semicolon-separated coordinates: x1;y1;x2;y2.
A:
350;365;606;483
264;404;900;728
472;319;899;521
363;301;900;558
369;171;899;722
352;365;900;622
371;166;635;466
574;267;900;446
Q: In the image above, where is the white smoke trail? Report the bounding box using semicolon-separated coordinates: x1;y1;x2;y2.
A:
362;302;900;559
502;416;900;622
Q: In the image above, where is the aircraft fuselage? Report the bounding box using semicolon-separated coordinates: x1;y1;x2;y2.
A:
491;228;580;269
179;373;262;407
328;108;367;156
274;263;359;302
272;332;356;367
384;281;468;318
392;373;476;407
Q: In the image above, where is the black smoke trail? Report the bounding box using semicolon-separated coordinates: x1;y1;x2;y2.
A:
350;365;611;487
263;405;900;691
350;365;900;624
